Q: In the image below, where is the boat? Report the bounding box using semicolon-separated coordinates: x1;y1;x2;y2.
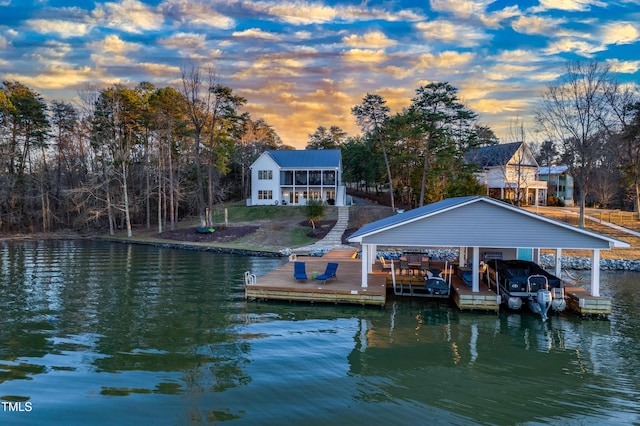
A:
486;259;567;321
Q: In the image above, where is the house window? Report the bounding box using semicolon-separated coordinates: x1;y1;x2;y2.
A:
258;170;272;180
281;170;293;185
323;170;335;185
258;190;273;200
295;171;307;185
309;171;321;185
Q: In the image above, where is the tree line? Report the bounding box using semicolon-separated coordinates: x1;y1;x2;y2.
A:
0;68;284;234
1;60;638;234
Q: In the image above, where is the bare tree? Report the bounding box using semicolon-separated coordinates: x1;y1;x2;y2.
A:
536;60;610;227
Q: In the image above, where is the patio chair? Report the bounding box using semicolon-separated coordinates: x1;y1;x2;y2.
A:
419;257;430;275
293;261;308;281
315;262;338;284
400;259;411;276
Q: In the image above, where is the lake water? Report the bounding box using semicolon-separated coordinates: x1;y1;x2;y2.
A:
1;240;639;425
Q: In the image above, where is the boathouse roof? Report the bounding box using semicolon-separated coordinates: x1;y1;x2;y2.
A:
348;196;629;250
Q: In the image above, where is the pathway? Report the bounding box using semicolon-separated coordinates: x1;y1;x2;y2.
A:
291;206;354;255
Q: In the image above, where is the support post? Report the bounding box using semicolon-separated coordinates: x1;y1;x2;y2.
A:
590;249;600;297
368;244;375;273
472;246;480;293
555;248;562;278
361;244;369;288
459;246;467;268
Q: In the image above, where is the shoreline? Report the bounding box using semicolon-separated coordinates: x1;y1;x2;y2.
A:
4;232;640;271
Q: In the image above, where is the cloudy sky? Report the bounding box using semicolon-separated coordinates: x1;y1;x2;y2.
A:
1;0;639;148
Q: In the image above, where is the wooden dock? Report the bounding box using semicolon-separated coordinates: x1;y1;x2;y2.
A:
245;248;387;306
245;251;609;315
565;286;612;315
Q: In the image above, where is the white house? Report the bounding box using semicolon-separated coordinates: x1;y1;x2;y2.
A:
465;141;548;206
248;149;346;206
538;165;574;206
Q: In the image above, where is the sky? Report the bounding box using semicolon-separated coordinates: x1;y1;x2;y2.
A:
1;0;639;149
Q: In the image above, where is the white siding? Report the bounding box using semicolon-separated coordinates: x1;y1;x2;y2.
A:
359;202;613;249
250;153;280;206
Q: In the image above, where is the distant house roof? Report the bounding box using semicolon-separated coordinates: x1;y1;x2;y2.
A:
465;142;536;168
348;196;629;249
539;165;570;175
264;149;341;169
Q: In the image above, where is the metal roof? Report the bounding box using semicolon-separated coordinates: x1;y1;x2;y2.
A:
465;142;537;168
266;149;341;169
348;196;629;249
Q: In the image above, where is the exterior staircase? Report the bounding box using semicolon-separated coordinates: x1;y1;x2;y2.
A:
291;206;353;255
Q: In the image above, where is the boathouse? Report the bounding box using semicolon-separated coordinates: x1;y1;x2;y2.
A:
347;196;629;301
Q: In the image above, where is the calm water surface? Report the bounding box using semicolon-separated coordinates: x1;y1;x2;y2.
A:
1;240;639;425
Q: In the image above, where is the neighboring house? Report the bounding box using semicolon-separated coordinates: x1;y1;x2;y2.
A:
465;141;548;206
249;149;346;206
538;165;574;206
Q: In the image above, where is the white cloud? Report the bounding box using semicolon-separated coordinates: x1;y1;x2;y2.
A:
25;19;90;38
543;38;605;57
533;0;607;12
94;0;163;33
159;32;207;51
600;22;640;45
342;30;397;48
89;34;141;56
342;49;388;64
511;15;565;35
233;28;282;40
3;65;100;90
418;50;475;68
160;0;235;29
415;20;491;47
246;1;424;25
607;58;640;74
429;0;492;19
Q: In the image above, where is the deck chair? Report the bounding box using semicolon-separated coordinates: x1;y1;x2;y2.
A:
400;259;410;276
315;262;338;284
293;261;308;281
419;257;430;275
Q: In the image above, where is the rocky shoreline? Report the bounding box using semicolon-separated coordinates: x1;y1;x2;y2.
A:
375;248;640;272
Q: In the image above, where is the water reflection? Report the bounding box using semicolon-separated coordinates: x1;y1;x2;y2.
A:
0;241;638;425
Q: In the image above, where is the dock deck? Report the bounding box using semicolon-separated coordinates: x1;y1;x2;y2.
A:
245;248;387;306
564;286;612;315
245;250;610;315
245;249;499;310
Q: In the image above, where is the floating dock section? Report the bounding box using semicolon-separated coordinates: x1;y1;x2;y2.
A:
564;286;612;315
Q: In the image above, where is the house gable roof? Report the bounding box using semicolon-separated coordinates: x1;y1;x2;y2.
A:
263;149;341;169
465;142;537;169
348;196;629;250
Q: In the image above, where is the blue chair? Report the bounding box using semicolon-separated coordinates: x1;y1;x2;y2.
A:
294;261;308;281
315;262;338;284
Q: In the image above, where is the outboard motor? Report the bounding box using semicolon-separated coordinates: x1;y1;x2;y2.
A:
551;287;567;312
536;289;553;321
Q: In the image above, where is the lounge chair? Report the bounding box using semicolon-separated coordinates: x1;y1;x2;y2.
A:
315;262;338;284
294;261;308;281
